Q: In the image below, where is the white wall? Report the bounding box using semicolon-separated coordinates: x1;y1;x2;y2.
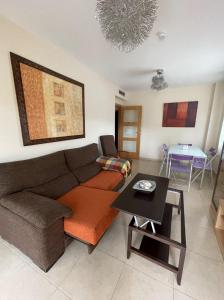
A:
205;81;224;152
129;84;214;160
0;16;118;162
115;96;128;106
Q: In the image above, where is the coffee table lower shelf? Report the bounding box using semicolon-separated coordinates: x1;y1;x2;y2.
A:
127;189;186;285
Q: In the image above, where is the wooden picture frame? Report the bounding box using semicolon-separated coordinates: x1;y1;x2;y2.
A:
10;52;85;146
162;101;198;127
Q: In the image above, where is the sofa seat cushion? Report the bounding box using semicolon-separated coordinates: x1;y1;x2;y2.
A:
81;170;124;191
58;186;119;245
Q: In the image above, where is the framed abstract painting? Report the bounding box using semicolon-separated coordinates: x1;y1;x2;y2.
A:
162;101;198;127
10;52;85;146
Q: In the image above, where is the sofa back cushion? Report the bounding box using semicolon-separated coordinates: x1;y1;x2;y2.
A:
73;162;101;183
0;151;69;198
65;143;101;183
27;172;78;199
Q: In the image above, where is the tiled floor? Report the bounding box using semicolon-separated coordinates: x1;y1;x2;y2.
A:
0;159;223;300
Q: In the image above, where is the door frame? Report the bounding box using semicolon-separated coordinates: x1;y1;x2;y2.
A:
118;105;142;159
115;104;122;150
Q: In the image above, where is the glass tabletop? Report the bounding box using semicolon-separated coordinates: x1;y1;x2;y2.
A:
168;145;207;158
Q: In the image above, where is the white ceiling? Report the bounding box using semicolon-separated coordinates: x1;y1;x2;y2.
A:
1;0;224;91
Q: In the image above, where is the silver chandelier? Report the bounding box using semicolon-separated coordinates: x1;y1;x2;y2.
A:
96;0;158;52
151;69;168;91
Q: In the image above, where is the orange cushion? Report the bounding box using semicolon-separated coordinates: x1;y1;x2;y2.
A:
58;186;119;245
81;170;123;191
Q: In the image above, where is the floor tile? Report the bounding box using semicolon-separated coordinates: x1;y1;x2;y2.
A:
0;239;25;284
0;263;56;300
184;205;212;229
2;239;39;265
32;240;87;286
60;249;124;300
127;252;174;287
115;211;133;228
171;217;221;264
49;289;71;300
98;222;128;261
199;185;213;203
174;251;224;300
183;187;207;207
185;223;222;261
112;265;173;300
174;290;196;300
99;218;144;262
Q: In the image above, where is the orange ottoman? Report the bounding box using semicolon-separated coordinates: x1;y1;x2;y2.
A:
58;186;119;245
81;170;123;191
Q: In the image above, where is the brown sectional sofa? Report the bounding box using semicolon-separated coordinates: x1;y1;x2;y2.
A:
0;143;125;271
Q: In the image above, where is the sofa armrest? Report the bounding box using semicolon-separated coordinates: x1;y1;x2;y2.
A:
0;191;72;229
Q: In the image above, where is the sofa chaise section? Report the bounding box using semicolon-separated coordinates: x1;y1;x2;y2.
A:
0;143;126;271
58;186;119;249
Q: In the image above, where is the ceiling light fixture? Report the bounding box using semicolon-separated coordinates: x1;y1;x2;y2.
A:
96;0;158;52
151;69;168;91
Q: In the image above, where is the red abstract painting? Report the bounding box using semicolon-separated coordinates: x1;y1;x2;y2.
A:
162;101;198;127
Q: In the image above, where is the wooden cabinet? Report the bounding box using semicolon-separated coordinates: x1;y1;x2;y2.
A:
212;142;224;258
215;199;224;230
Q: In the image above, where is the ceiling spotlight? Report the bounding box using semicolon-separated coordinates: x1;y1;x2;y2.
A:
151;69;168;91
157;31;167;40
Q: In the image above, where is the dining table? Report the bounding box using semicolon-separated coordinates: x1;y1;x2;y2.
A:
166;144;207;188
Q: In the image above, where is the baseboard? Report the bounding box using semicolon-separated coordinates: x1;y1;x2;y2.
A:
138;157;161;162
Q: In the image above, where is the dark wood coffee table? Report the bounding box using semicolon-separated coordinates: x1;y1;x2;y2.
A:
112;173;186;285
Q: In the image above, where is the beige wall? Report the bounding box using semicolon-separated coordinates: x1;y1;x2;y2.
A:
129;84;214;160
1;16;222;163
205;81;224;152
0;16;118;162
115;96;129;106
